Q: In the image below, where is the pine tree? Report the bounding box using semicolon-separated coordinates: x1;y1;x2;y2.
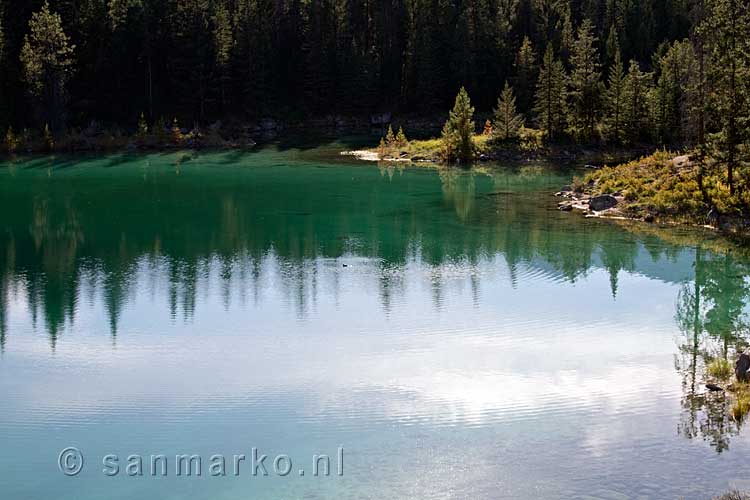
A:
534;46;567;141
568;19;602;142
513;36;537;118
651;40;697;145
395;127;408;148
0;2;4;65
137;112;148;137
621;60;653;143
213;3;233;112
699;0;750;197
0;0;4;128
605;47;626;143
385;125;396;146
20;1;75;132
559;12;574;63
605;25;619;68
492;82;524;141
441;87;476;162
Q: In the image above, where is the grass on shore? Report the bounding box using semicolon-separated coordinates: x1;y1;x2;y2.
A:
375;126;546;162
576;151;750;230
707;358;734;380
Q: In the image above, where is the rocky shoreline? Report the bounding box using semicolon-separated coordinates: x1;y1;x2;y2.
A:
554;154;750;241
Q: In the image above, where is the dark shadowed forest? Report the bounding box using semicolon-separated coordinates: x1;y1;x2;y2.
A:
0;1;718;136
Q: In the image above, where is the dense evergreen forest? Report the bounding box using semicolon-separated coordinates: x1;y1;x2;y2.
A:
0;1;748;156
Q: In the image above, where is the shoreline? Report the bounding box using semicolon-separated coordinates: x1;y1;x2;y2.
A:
554;153;750;243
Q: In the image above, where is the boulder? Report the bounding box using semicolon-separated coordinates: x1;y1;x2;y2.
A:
736;351;750;382
558;202;574;212
589;194;618;211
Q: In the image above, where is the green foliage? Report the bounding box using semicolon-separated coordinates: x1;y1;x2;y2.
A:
568;20;602;142
395;127;408;148
107;0;142;29
699;0;750;197
385;125;396;147
534;46;567;141
580;152;706;220
621;60;652;144
513;36;537;118
651;40;698;145
518;126;544;152
604;48;626;143
492;82;524;141
441;87;475;162
19;1;74;132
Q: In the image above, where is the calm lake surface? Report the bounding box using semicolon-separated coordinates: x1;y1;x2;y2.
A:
1;144;749;500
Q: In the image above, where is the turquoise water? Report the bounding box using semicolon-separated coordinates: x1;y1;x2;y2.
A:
0;145;749;499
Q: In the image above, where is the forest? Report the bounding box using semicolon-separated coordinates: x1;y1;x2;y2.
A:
0;0;741;144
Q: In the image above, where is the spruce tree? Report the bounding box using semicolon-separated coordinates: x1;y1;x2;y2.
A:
651;40;697;145
0;2;3;65
493;82;524;141
534;46;567;141
395;127;408;148
20;1;75;132
385;125;396;147
441;87;476;162
0;1;4;128
513;36;537;118
605;47;626;143
699;0;750;196
569;19;602;142
621;60;653;143
213;3;233;112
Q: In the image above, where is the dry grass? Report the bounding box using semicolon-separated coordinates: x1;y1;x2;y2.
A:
707;358;734;380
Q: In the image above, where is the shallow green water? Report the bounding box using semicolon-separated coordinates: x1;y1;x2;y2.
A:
1;145;749;499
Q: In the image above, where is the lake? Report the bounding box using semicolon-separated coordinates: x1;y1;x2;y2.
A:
0;144;749;500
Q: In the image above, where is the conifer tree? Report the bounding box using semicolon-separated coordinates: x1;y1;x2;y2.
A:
0;2;4;65
559;12;574;63
513;36;537;118
568;19;602;142
621;60;652;143
385;125;396;146
441;87;476;162
0;1;4;127
395;127;408;148
699;0;750;196
605;47;626;143
213;3;233;112
20;1;75;132
492;82;524;141
534;46;567;141
651;40;697;145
